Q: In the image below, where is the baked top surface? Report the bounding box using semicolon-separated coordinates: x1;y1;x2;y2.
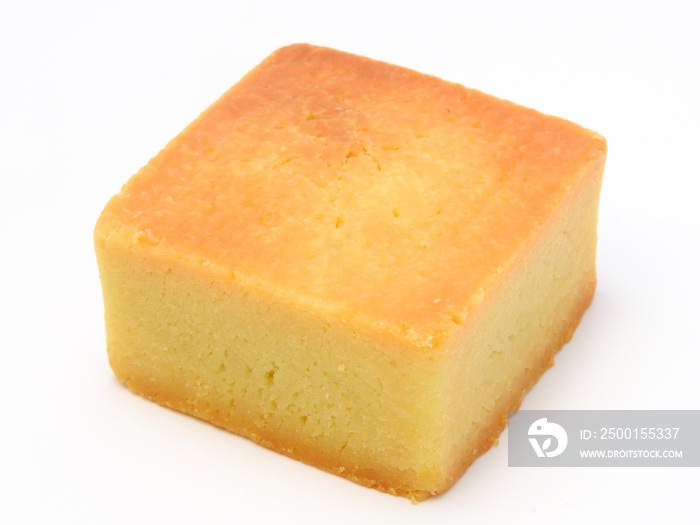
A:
98;43;606;346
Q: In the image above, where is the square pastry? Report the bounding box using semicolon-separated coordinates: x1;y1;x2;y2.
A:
94;44;606;501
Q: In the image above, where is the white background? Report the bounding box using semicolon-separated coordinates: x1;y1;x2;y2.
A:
2;1;699;523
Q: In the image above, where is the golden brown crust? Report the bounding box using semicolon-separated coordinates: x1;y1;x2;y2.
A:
98;43;605;347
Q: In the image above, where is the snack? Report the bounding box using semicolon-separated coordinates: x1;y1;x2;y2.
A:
94;44;606;501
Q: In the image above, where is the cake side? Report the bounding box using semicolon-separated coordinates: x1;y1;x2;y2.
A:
438;150;605;491
94;228;456;500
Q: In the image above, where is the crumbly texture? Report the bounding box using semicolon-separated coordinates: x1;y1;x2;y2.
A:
94;44;606;501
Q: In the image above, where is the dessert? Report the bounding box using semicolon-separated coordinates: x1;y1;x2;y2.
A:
94;44;606;501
